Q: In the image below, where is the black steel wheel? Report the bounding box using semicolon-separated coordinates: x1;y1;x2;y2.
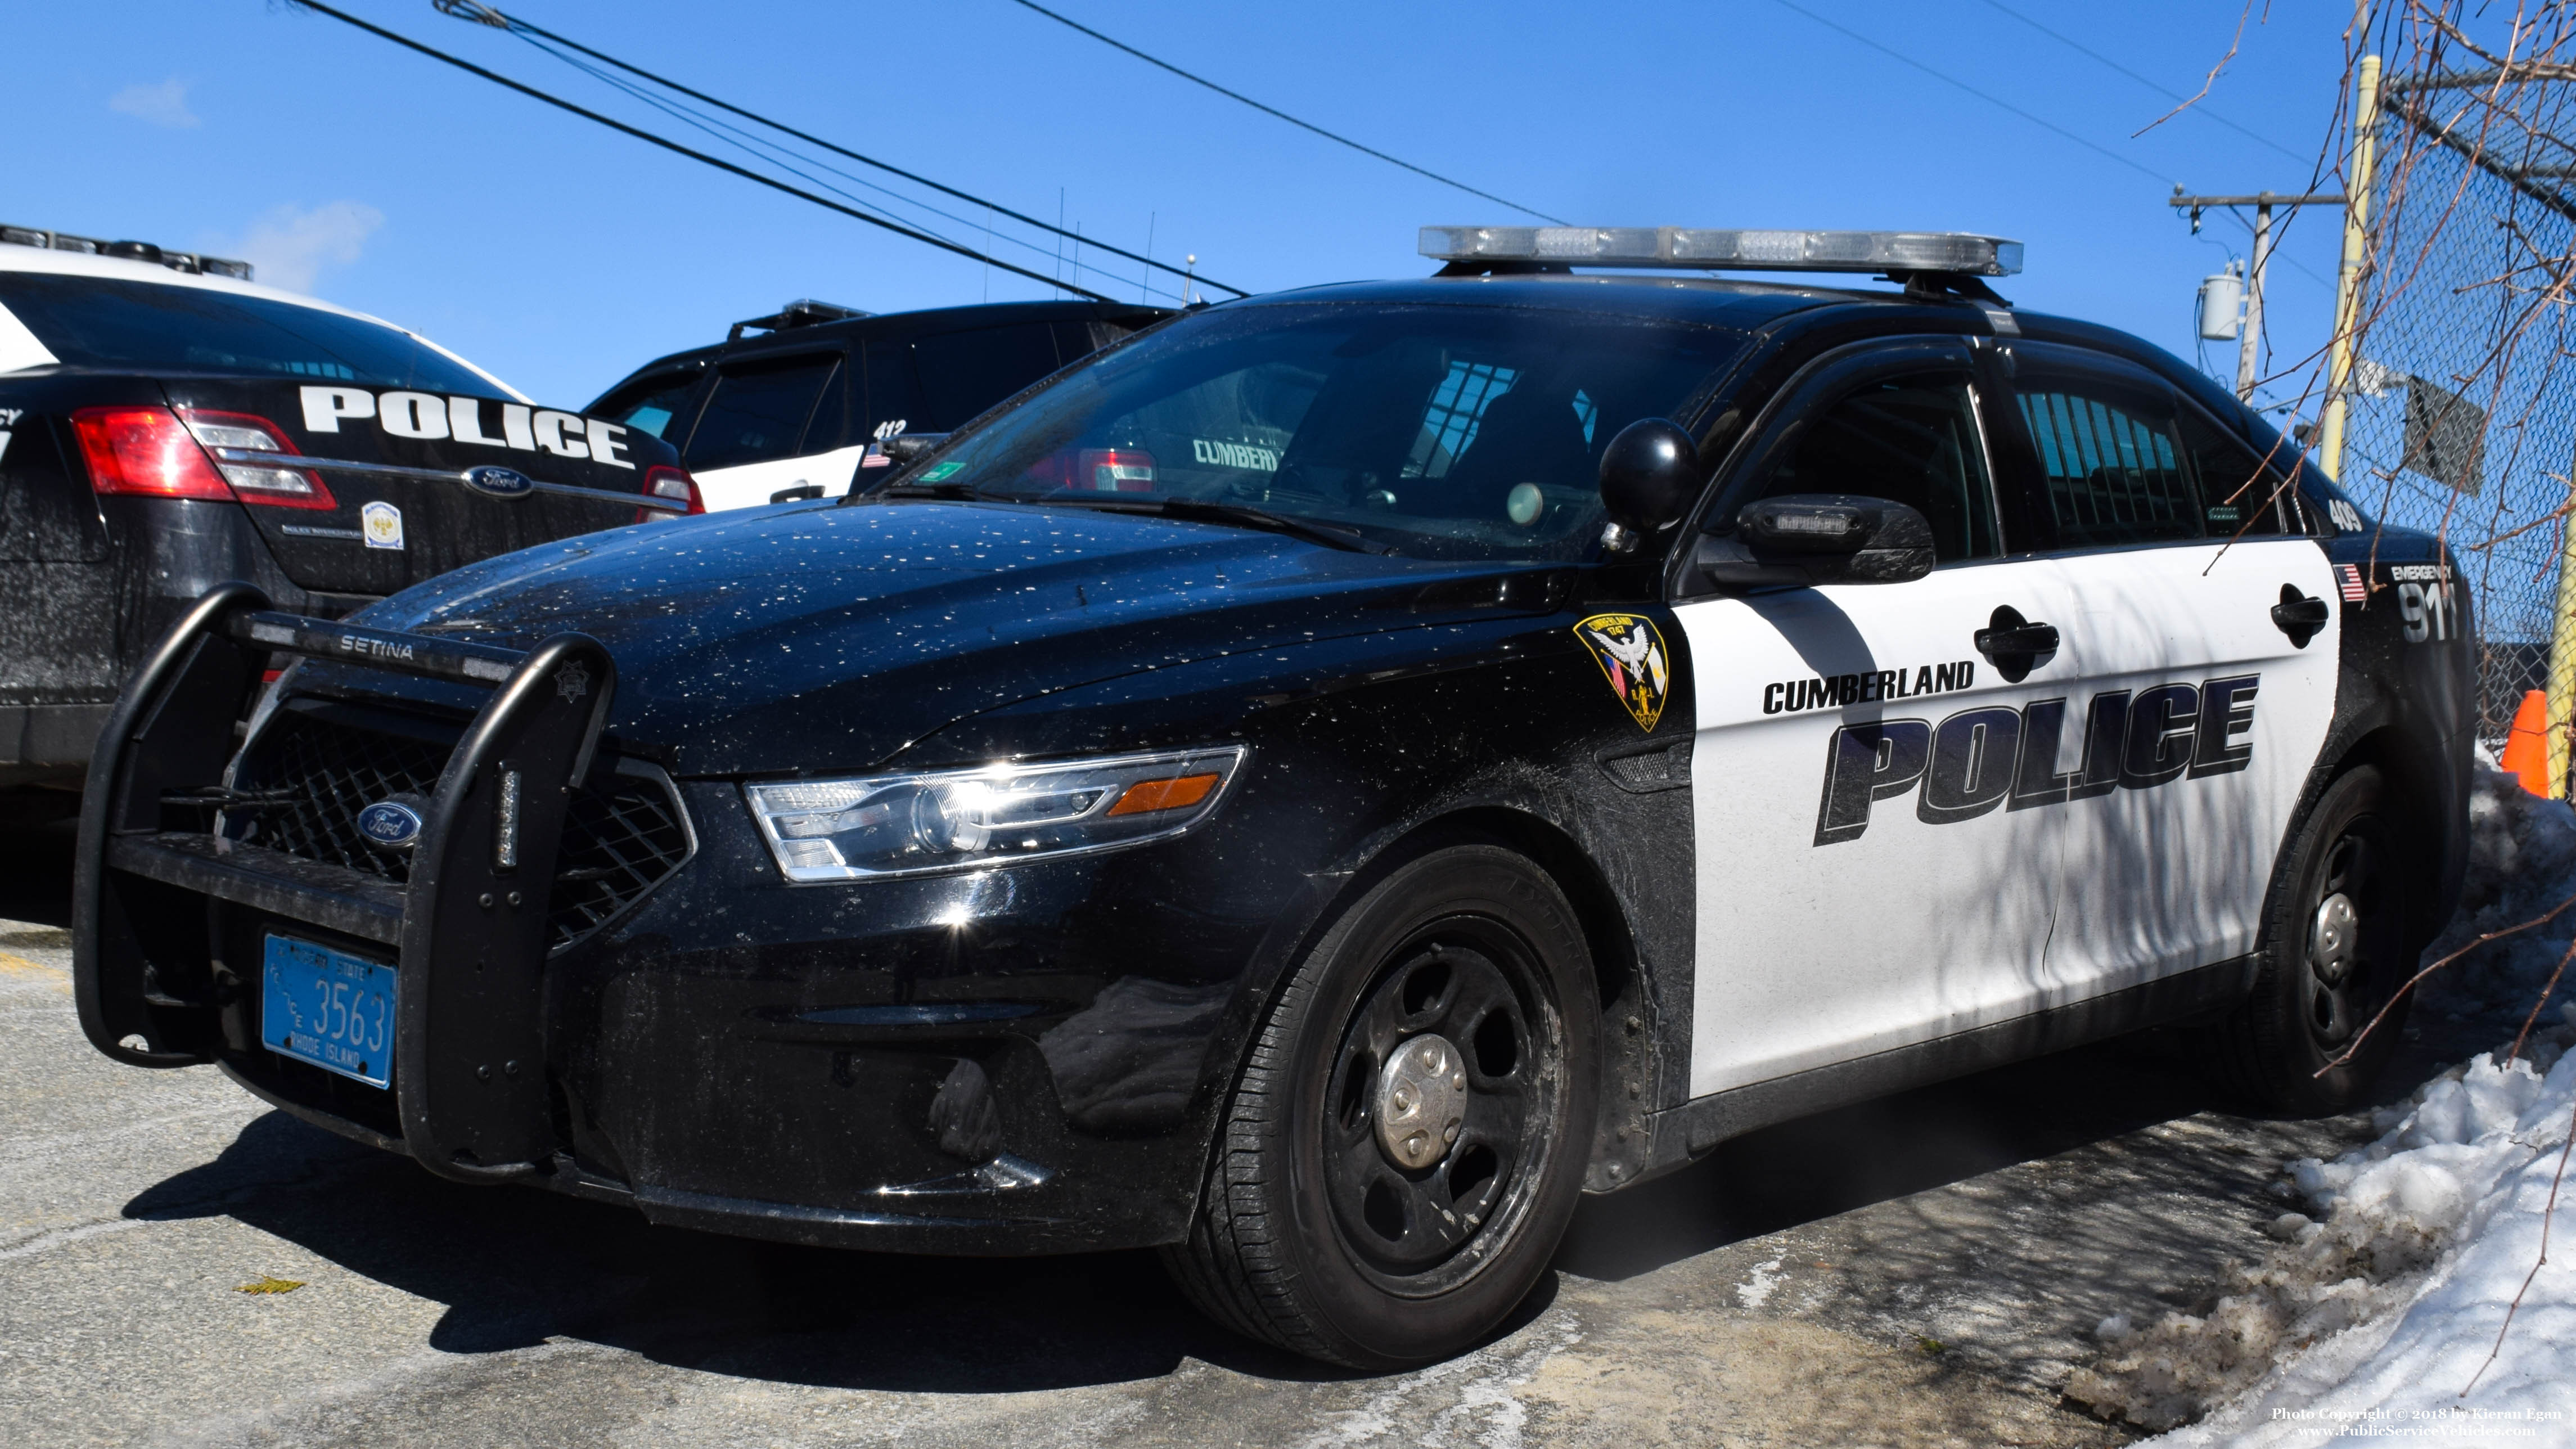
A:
2218;764;2414;1114
1161;844;1598;1368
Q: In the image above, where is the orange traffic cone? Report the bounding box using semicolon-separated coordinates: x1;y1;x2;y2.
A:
2501;690;2553;796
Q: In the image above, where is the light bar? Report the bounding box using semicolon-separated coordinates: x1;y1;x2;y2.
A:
2;224;254;281
1419;227;2023;277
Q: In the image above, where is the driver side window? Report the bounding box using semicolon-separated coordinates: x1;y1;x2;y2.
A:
1750;371;2001;564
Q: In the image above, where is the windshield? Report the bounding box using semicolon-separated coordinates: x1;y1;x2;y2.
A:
880;302;1744;560
0;273;496;392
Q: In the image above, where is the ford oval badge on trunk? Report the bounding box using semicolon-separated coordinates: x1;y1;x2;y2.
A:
357;799;426;852
462;466;537;500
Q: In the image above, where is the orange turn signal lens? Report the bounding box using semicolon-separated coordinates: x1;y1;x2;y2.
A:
1105;773;1220;817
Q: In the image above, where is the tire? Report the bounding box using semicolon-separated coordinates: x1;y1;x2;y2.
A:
2216;764;2415;1115
1161;844;1600;1368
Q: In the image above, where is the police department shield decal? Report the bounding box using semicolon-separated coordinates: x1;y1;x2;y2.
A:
1574;613;1670;732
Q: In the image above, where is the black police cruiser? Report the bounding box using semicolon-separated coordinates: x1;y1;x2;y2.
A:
586;296;1169;511
75;227;2471;1369
0;227;700;800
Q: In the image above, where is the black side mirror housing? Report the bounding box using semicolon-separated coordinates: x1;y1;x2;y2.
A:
1696;493;1936;589
1597;419;1701;543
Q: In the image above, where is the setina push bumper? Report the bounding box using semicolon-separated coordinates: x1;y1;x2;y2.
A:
74;581;619;1186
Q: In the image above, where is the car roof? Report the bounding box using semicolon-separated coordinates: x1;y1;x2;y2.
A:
1238;273;2297;470
1239;273;1880;330
610;298;1174;386
0;242;528;400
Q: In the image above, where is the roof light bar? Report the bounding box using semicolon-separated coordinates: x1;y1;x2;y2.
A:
1418;227;2023;277
728;298;871;342
1;224;254;281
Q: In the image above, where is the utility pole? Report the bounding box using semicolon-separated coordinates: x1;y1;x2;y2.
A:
2320;52;2385;483
2170;190;2345;402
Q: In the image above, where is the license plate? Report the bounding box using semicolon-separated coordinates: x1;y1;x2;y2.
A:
261;934;395;1088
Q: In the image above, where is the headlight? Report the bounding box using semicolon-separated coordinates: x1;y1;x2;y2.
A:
744;746;1249;882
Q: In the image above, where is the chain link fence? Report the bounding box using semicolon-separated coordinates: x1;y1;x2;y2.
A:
2343;61;2576;744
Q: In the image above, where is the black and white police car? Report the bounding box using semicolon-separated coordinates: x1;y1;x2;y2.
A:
586;296;1169;511
0;225;701;801
75;228;2471;1369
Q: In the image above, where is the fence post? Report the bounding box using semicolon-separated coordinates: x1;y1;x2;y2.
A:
2320;53;2382;484
2548;512;2576;798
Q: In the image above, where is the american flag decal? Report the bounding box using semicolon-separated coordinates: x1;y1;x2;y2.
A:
2338;564;2367;602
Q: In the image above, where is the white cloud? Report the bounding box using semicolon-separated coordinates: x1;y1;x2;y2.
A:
109;78;198;129
222;201;386;294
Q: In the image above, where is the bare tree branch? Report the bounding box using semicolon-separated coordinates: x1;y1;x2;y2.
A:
2134;0;2266;138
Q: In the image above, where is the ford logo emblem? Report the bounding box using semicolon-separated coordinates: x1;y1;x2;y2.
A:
462;465;537;500
356;800;426;852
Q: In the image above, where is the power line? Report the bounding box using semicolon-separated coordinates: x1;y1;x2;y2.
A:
496;23;1197;303
285;0;1120;302
1974;0;2317;167
434;0;1247;298
1002;0;1568;224
1767;0;2179;189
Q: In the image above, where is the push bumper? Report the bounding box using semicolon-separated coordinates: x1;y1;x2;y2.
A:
73;585;1219;1254
75;582;618;1183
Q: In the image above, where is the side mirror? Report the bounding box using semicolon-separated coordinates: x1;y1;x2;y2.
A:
1597;419;1700;548
1695;493;1936;589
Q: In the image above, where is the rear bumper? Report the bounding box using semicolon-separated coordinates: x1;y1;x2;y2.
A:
0;496;376;775
0;703;111;785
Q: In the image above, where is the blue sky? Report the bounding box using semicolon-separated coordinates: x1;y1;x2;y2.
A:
13;1;2376;415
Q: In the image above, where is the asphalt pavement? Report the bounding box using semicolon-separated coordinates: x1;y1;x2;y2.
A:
0;825;2455;1448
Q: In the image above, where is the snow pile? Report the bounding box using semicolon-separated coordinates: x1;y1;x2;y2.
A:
2063;1028;2575;1433
2062;768;2576;1437
2421;766;2576;1022
2145;1032;2576;1445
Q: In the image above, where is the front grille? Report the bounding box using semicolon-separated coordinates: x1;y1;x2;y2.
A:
227;708;691;950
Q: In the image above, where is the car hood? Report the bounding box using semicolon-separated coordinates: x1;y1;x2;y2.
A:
348;500;1564;775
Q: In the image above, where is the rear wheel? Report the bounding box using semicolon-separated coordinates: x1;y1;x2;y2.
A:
1161;845;1598;1368
2217;764;2413;1115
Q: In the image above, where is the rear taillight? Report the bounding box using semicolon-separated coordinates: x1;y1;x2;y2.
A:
1076;447;1156;492
70;407;233;502
180;410;335;510
638;465;704;523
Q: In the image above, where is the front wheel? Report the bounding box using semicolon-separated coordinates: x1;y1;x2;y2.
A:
2216;764;2415;1115
1161;845;1600;1368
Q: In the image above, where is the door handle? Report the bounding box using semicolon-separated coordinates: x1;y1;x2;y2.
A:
1973;605;2059;683
1974;620;2061;656
2271;585;2331;648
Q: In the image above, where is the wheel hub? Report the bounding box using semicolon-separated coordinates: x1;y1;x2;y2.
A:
1373;1033;1467;1170
2311;891;2359;986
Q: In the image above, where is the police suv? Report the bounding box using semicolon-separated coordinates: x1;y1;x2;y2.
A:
75;228;2471;1370
587;296;1169;511
0;226;701;798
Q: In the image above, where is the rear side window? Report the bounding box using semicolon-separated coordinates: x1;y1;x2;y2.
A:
0;273;493;392
2016;379;2201;548
684;353;837;469
860;338;921;440
592;370;701;440
2177;406;2292;535
1749;371;1999;563
912;324;1062;430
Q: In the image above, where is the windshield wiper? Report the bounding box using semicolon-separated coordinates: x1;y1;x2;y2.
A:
1043;496;1397;555
871;480;988;501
